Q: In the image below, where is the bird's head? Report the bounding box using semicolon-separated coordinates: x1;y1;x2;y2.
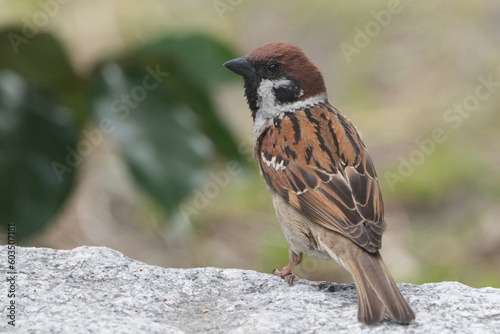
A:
224;42;327;120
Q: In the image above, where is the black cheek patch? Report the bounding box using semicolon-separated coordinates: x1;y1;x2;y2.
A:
273;79;301;104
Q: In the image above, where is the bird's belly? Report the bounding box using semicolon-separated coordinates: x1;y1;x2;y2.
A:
270;191;331;261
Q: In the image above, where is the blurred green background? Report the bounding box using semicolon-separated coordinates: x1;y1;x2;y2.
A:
1;1;499;288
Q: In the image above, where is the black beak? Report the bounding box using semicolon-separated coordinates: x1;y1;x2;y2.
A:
223;56;255;78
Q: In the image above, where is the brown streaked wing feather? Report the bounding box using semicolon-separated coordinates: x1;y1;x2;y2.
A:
346;151;385;224
256;104;384;252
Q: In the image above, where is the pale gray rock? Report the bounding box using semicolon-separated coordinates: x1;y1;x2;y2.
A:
0;246;499;333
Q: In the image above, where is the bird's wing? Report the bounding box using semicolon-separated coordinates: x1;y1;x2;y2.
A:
256;104;384;252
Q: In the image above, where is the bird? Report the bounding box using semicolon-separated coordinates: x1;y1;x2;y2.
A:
223;42;415;325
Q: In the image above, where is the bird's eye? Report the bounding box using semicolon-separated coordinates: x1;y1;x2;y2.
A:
267;63;280;73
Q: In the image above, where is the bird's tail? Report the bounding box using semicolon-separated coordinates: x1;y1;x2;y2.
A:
343;249;415;325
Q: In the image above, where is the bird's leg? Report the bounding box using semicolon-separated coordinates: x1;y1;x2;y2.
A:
272;250;302;285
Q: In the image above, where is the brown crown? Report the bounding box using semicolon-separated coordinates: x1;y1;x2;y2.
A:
250;42;327;100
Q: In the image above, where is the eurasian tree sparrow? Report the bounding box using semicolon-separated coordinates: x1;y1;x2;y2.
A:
224;42;415;325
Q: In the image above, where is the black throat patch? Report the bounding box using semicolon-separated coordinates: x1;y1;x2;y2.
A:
244;78;260;119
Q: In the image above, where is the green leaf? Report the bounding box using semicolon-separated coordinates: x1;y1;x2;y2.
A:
0;28;89;126
0;71;78;239
121;34;245;162
91;62;214;215
0;28;77;89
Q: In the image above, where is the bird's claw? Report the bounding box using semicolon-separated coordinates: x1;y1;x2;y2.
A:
272;268;297;285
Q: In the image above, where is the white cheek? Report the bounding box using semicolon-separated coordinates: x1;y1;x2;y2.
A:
256;78;292;115
253;78;293;143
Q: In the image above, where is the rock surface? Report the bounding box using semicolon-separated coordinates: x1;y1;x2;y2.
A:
1;246;499;333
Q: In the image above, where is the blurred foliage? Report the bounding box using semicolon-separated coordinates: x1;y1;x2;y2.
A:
0;28;244;239
0;0;499;289
0;71;78;239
